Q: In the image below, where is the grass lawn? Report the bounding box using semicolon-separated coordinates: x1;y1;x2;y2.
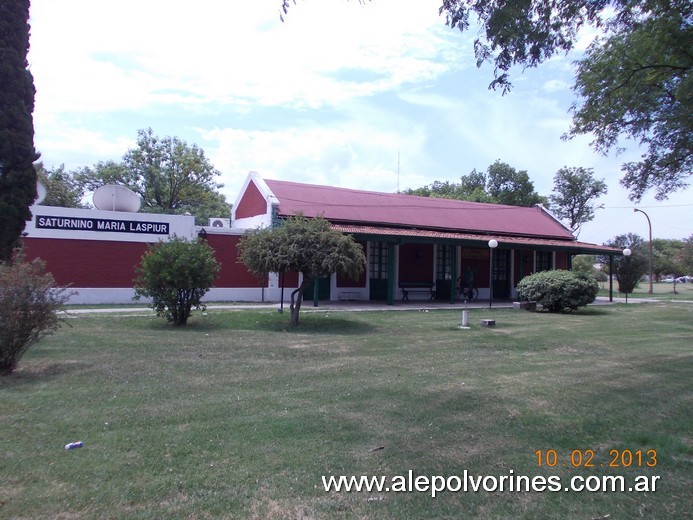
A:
1;303;691;519
599;280;693;301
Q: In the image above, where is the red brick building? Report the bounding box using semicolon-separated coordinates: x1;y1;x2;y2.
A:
21;172;620;304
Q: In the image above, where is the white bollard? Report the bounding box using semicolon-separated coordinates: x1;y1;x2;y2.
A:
458;309;470;329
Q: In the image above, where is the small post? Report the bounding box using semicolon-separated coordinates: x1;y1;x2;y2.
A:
488;239;498;308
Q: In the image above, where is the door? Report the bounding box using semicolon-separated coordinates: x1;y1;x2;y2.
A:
369;241;389;300
304;276;331;301
492;249;510;298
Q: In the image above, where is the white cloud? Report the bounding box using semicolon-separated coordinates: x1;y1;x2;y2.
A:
29;0;456;114
27;0;691;245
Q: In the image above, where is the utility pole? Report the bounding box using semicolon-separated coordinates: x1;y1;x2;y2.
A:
633;208;653;294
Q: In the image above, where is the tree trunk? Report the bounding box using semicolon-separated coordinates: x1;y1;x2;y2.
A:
289;279;311;327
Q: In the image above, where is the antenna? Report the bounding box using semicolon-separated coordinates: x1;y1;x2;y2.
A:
397;151;400;193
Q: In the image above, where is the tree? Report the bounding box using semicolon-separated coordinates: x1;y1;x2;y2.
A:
651;237;690;293
0;0;39;261
600;233;648;295
133;237;220;326
486;160;545;206
569;9;692;202
548;167;607;236
682;235;693;275
403;170;491;202
35;163;85;208
403;162;543;206
76;128;230;224
435;0;692;202
238;215;366;326
1;252;70;374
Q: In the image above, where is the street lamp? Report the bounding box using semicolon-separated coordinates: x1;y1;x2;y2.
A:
623;248;632;303
488;239;498;308
633;208;653;294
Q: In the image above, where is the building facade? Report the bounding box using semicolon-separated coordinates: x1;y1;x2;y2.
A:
21;172;620;304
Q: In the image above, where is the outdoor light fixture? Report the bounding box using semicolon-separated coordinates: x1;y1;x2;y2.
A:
488;239;498;308
633;208;653;294
623;248;632;303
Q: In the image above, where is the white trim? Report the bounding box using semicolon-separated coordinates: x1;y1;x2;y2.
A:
231;171;279;229
535;203;574;236
26;205;195;243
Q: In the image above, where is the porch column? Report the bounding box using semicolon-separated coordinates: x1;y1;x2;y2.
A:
387;242;395;305
609;255;614;302
449;245;458;304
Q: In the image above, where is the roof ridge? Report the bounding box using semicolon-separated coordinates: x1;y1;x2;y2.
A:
264;178;534;211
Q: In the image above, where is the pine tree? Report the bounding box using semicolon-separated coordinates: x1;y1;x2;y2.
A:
0;0;39;261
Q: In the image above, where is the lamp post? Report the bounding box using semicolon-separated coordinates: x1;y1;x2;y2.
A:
488;239;498;308
622;248;632;303
633;208;653;294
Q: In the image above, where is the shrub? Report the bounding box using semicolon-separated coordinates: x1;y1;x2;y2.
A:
516;269;598;313
0;254;70;374
133;237;220;326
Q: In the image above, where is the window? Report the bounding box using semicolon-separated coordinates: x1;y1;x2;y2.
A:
369;241;389;279
436;244;453;280
536;251;553;272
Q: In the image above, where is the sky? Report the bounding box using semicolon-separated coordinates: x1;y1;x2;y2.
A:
27;0;691;246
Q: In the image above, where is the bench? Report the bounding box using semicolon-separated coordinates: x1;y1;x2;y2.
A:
480;319;496;327
338;291;359;301
399;282;436;302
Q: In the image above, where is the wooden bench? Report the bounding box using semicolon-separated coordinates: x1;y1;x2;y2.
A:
399;282;436;301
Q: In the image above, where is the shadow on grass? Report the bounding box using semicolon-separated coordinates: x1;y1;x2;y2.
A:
0;360;89;389
140;309;377;335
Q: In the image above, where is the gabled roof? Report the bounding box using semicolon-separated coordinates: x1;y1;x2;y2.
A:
265;179;575;241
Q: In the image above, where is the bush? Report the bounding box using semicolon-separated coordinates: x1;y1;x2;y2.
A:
516;270;598;313
133;237;220;326
0;254;70;373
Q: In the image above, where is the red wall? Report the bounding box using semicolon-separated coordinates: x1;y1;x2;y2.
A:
337;240;367;287
514;249;533;283
461;248;490;287
555;252;568;270
22;238;147;287
398;243;434;282
235;180;267;219
204;234;267;287
22;235;268;289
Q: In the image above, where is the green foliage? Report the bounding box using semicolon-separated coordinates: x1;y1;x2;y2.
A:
75;128;230;224
35;163;85;208
0;0;39;261
682;235;693;275
652;238;688;279
437;0;691;202
0;253;70;373
569;7;692;202
548;167;607;234
600;233;649;294
238;215;366;326
516;269;598;313
486;160;545;206
570;254;607;283
133;237;220;326
403;161;544;206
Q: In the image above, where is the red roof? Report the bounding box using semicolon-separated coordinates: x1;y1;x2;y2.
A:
331;224;621;254
265;179;575;241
